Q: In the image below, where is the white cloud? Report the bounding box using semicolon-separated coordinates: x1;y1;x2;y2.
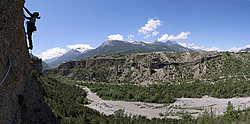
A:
108;34;124;41
157;34;169;41
179;43;250;52
189;43;195;46
205;47;222;52
138;18;163;38
126;34;135;41
67;44;94;53
144;41;152;44
178;42;222;51
178;42;188;47
37;47;67;60
158;31;191;41
127;34;135;39
228;44;250;52
152;31;159;36
228;47;242;52
178;42;195;48
188;45;221;51
144;34;151;38
192;46;205;50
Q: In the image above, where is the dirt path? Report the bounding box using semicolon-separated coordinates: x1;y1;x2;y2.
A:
83;87;250;119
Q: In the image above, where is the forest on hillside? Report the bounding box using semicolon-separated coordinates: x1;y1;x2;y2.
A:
83;80;250;104
40;77;184;124
40;77;250;124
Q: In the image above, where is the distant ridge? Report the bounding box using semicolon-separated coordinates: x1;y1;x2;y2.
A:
48;40;195;67
48;49;91;67
75;40;195;60
239;48;250;53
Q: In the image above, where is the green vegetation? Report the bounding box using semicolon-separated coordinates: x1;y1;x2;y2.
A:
196;104;250;124
84;80;250;104
75;91;89;104
40;76;250;123
41;77;190;124
42;52;250;123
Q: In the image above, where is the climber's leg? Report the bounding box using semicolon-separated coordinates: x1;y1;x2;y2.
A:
26;21;30;34
26;21;33;50
28;32;33;50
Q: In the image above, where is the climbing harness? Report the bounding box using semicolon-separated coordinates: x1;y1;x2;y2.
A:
0;55;12;87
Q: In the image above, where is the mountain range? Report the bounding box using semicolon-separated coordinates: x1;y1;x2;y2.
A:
46;40;200;67
240;48;250;53
46;49;90;67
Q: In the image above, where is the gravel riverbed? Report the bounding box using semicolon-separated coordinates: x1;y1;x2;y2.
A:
83;87;250;119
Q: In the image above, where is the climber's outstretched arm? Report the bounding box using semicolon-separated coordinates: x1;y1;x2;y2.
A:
24;7;32;16
24;14;31;19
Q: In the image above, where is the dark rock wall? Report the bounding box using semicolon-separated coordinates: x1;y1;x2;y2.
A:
0;0;59;123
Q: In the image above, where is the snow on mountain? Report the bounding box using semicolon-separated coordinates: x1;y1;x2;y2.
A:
67;44;94;53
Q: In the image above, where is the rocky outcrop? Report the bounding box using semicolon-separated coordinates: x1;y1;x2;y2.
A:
0;0;59;123
46;52;250;85
150;55;222;69
30;56;43;76
58;58;125;69
45;58;125;75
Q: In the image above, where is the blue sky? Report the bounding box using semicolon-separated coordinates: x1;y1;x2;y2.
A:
24;0;250;59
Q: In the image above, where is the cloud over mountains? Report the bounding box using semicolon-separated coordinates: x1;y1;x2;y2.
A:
37;44;94;60
37;47;67;60
67;44;94;53
158;32;191;41
108;34;124;41
138;18;162;38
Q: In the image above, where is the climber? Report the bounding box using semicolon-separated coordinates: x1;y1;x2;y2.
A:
23;7;41;50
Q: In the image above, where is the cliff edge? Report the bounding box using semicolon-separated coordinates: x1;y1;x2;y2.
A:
0;0;59;123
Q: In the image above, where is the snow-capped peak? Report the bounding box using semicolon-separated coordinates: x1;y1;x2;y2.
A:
67;44;94;53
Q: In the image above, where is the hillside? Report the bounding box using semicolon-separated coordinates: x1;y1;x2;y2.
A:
46;52;250;85
48;40;195;67
42;61;51;70
44;51;250;123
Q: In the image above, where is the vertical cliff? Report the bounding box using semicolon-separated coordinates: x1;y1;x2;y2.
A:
0;0;59;123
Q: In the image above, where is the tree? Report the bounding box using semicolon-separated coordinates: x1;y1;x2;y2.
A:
223;101;237;123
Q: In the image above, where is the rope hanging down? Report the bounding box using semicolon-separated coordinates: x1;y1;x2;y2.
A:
0;56;12;87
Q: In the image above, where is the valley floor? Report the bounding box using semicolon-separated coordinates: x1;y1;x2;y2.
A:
82;87;250;119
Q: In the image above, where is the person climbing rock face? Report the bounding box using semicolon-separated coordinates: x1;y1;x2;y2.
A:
23;7;41;50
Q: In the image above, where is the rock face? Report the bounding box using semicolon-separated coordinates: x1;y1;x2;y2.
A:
0;0;59;123
46;52;250;85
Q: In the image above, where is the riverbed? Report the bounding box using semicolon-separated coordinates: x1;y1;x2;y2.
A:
82;87;250;119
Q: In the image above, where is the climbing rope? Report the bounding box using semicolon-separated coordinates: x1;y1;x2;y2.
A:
0;55;12;87
11;56;22;78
